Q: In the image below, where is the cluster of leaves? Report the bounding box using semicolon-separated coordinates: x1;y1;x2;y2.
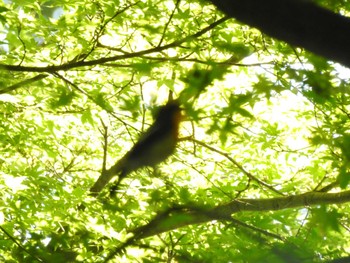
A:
1;0;350;262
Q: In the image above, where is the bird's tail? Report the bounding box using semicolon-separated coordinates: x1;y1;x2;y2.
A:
89;160;125;196
108;172;126;197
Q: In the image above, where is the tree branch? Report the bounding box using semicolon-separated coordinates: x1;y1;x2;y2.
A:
104;190;350;261
0;16;230;73
210;0;350;68
0;74;48;94
133;190;350;239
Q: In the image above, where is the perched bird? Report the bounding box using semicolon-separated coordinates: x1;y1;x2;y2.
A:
90;101;182;196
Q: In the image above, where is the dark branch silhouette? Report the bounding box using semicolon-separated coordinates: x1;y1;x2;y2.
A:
210;0;350;68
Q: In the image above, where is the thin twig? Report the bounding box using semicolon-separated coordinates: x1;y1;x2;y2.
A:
158;0;181;47
99;118;109;173
191;138;285;196
0;226;45;262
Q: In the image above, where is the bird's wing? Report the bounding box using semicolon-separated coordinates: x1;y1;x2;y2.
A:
89;123;170;196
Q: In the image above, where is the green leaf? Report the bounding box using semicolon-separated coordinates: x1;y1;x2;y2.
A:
94;93;114;112
312;206;342;233
81;110;94;126
0;14;6;24
216;42;253;61
0;6;9;13
337;165;350;189
51;88;75;108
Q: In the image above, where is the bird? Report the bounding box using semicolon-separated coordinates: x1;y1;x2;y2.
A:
89;101;182;196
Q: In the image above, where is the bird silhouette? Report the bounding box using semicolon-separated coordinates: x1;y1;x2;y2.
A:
90;101;182;196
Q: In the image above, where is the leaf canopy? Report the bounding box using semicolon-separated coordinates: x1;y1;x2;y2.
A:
1;0;350;262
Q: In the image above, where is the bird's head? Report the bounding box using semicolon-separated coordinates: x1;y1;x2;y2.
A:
155;101;183;136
